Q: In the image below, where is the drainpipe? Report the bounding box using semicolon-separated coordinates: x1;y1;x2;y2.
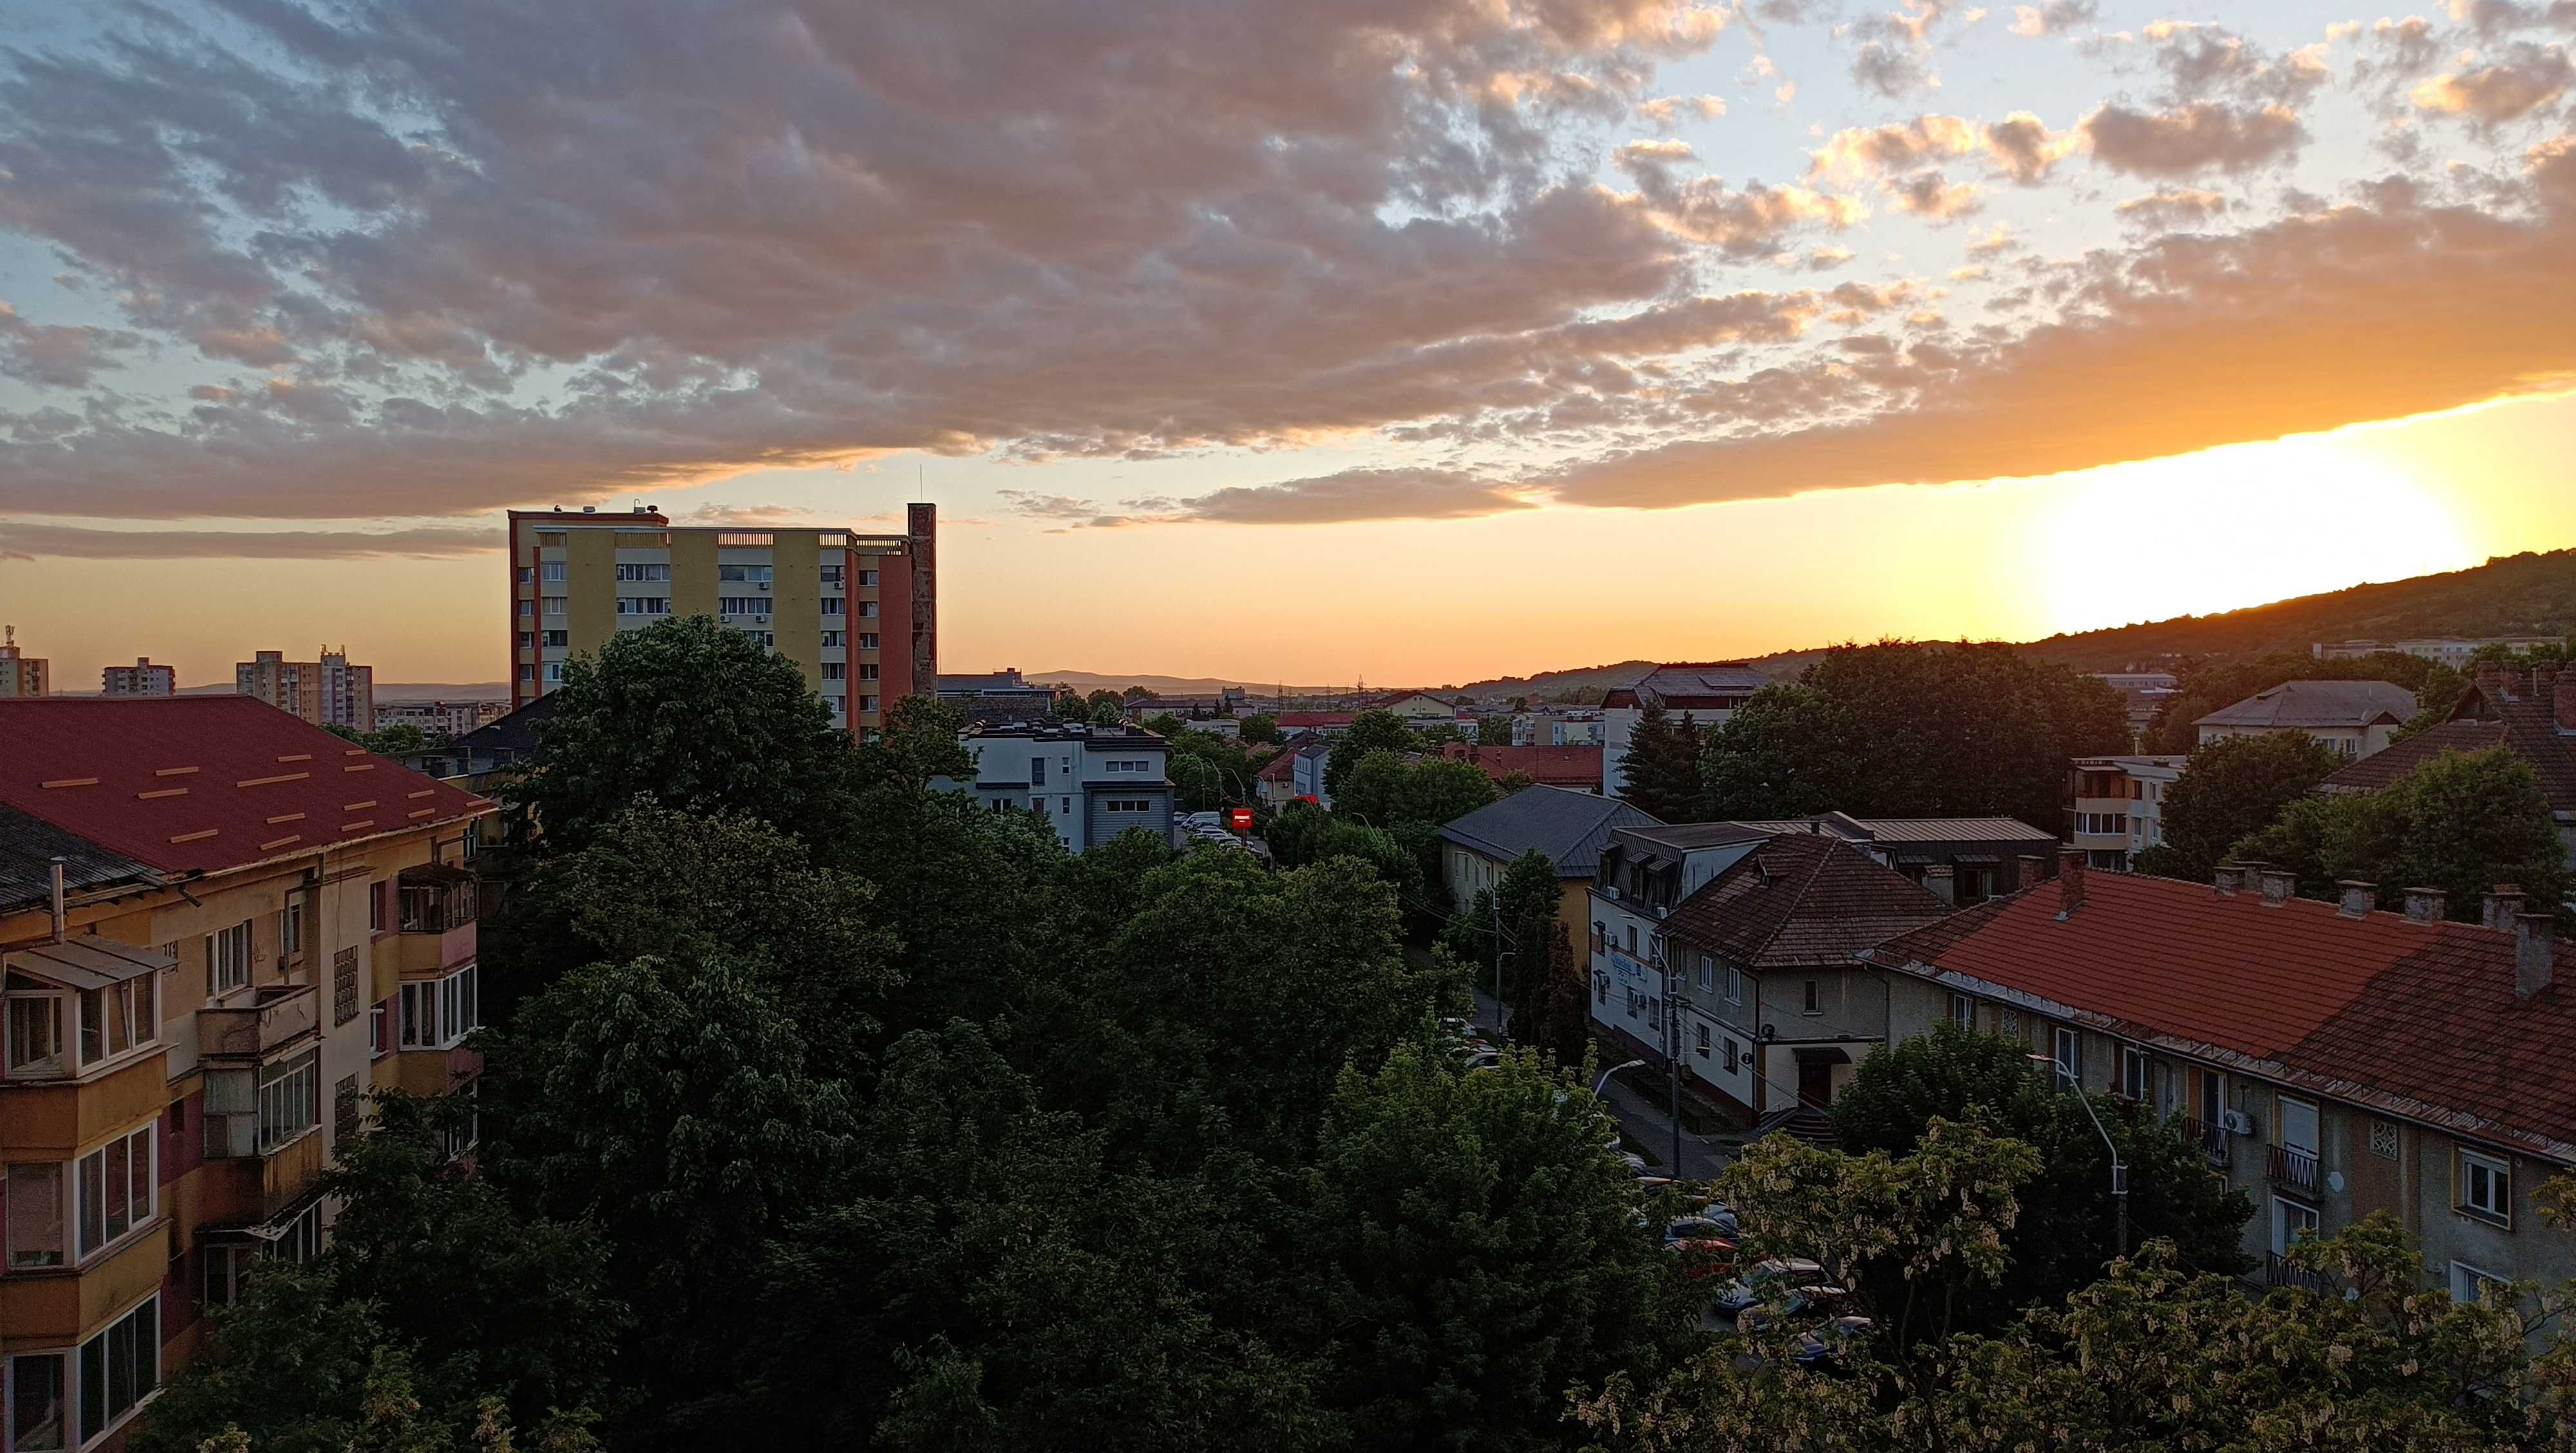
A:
50;856;67;942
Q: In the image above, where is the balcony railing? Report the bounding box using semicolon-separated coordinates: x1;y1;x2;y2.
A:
2268;1144;2320;1197
2266;1251;2329;1293
197;984;319;1060
2179;1116;2231;1168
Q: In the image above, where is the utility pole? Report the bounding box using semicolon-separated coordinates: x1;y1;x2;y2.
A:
1490;891;1507;1036
1662;949;1683;1179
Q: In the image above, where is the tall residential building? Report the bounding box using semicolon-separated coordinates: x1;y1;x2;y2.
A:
374;699;497;738
236;649;376;733
100;657;176;696
504;503;938;739
2066;754;2188;870
0;626;48;698
0;698;494;1450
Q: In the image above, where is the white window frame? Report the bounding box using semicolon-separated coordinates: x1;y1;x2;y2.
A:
9;1345;70;1452
2448;1259;2508;1306
1947;992;1974;1028
399;964;479;1051
1697;954;1714;992
5;990;70;1079
255;1051;318;1153
75;1291;160;1446
73;1125;156;1262
209;920;252;996
2051;1025;2080;1089
202;1240;254;1310
2119;1044;2148;1101
2457;1148;2512;1226
77;975;156;1068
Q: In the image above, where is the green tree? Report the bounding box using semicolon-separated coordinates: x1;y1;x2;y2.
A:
505;615;850;852
1615;703;1701;821
1238;712;1280;744
1477;715;1515;747
1394;757;1497;826
1497;768;1535;795
1828;1022;2253;1331
2134;730;2342;883
2231;745;2570;915
1337;748;1413;825
857;693;972;787
1303;1045;1696;1450
1697;685;1866;820
1325;709;1420;799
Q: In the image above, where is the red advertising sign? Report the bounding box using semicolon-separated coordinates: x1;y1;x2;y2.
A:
1227;807;1255;832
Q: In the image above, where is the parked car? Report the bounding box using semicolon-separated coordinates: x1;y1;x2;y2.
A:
1618;1151;1649;1176
1792;1315;1875;1371
1662;1233;1739;1278
1662;1215;1730;1244
1709;1257;1831;1318
1736;1283;1853;1333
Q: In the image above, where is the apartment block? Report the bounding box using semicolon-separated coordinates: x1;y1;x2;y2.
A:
2315;636;2562;667
2065;754;2188;871
99;660;175;698
372;700;498;739
504;504;937;739
1601;663;1772;795
1861;853;2576;1302
950;721;1176;851
0;628;48;699
234;649;375;734
0;698;493;1451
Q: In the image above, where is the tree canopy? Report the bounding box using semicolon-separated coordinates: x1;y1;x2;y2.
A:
2131;730;2343;884
2229;744;2570;916
1324;709;1420;799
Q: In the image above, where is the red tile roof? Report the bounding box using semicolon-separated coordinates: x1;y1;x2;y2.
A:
1859;871;2576;1161
0;698;493;880
1665;831;1951;970
2323;669;2576;817
1437;743;1602;786
1274;712;1357;729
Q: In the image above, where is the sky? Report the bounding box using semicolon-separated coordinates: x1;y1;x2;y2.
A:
1;0;2573;689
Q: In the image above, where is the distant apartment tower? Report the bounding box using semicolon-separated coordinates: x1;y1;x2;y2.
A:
0;626;47;698
504;503;938;738
375;699;494;737
101;656;176;696
236;648;376;732
2315;636;2562;667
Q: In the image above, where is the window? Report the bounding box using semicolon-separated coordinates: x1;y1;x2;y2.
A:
5;1162;64;1268
2119;1045;2148;1101
400;965;478;1050
256;1052;317;1151
368;883;385;934
614;562;670;582
209;919;252;994
1645;994;1660;1030
718;596;768;615
616;596;672;616
1697;953;1714;992
79;1295;158;1442
1595;973;1607;1004
1803;980;1821;1015
2001;1009;2020;1038
332;948;359;1025
860;695;878;713
1724;1038;1741;1074
334;1073;361;1143
517;600;534;619
858;568;879;587
540;560;566;582
717;564;774;584
516;565;535;584
1105;799;1156;813
2458;1148;2512;1224
1031;755;1047;786
2051;1025;2081;1089
11;1351;65;1451
75;1125;154;1258
820;565;843;585
518;664;535;682
1624;925;1636;953
279;903;301;960
1625;989;1640;1021
858;600;878;618
858;663;878;681
1694;1023;1710;1058
203;1242;253;1310
1725;965;1744;1005
822;663;846;681
445;1080;480;1159
518;631;535;649
1947;993;1975;1027
1591;922;1605;955
369;1000;390;1059
2270;1195;2318;1258
820;630;844;647
6;992;66;1078
2369;1119;2400;1161
544;661;564;685
2449;1260;2508;1305
858;632;880;650
543;596;567;616
204;1066;254;1157
544;629;571;647
822;596;845;616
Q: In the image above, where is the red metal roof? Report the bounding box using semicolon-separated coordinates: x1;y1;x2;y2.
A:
1438;743;1602;786
0;698;493;879
1861;871;2576;1159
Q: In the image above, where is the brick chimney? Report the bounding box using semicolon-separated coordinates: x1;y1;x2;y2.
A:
2213;864;2246;895
2258;868;2296;907
2336;880;2374;918
2515;911;2557;998
2535;665;2561;705
1922;863;1957;907
2056;846;2087;918
2476;665;2519;701
2402;886;2448;924
2485;886;2526;933
2016;854;2048;893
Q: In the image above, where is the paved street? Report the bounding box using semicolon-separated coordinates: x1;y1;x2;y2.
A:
1469;989;1736;1182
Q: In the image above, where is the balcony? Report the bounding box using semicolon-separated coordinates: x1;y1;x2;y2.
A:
196;984;319;1060
2268;1144;2320;1198
2180;1116;2231;1168
197;1128;325;1224
2265;1251;2330;1293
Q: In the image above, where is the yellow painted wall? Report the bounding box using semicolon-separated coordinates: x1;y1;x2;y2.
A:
568;529;617;657
772;531;822;689
671;531;719;620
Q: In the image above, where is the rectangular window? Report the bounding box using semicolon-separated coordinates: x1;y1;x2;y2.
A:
1724;965;1743;1005
280;903;301;960
74;1126;154;1258
77;1295;157;1443
209;920;252;994
857;600;878;618
5;1162;65;1268
540;560;566;582
716;564;774;584
2458;1149;2512;1224
517;600;534;619
518;664;535;681
10;1350;66;1451
1697;954;1714;992
820;565;843;586
2051;1025;2081;1090
368;883;385;934
820;630;844;647
858;569;879;587
858;664;879;681
544;630;571;647
203;1242;252;1310
822;663;846;681
860;696;878;713
71;974;155;1068
399;965;478;1050
858;633;880;650
542;596;567;616
2119;1045;2148;1101
614;562;670;582
1803;980;1821;1014
516;565;534;584
1694;1023;1710;1058
256;1052;317;1152
332;947;359;1025
2449;1260;2507;1305
1947;993;1975;1027
544;661;564;685
718;596;769;615
2369;1119;2400;1161
1594;973;1607;1004
334;1073;361;1143
1031;755;1047;786
1723;1038;1741;1074
518;631;535;649
370;1000;391;1059
204;1068;256;1158
821;596;845;616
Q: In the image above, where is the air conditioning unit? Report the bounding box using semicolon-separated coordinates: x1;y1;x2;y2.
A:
758;582;770;591
1605;887;1622;901
754;614;770;625
2220;1108;2255;1137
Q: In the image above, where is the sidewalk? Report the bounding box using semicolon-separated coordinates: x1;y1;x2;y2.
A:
1470;989;1735;1182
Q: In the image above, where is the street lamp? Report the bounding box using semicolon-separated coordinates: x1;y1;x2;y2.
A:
1593;1059;1646;1099
2029;1053;2128;1257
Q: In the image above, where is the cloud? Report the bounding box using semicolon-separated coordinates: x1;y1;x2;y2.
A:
1810;115;1981;178
1636;93;1727;128
1618;141;1869;255
0;522;500;560
2412;44;2575;122
1008;466;1542;527
1544;150;2576;509
0;304;140;390
2009;1;2096;37
2137;21;2332;107
1964;222;2022;256
2114;186;2233;227
1889;169;1984;218
2081;102;2306;176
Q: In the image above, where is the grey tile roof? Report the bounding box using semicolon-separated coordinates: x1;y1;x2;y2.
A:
2194;679;2418;730
0;804;155;915
1437;785;1664;878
